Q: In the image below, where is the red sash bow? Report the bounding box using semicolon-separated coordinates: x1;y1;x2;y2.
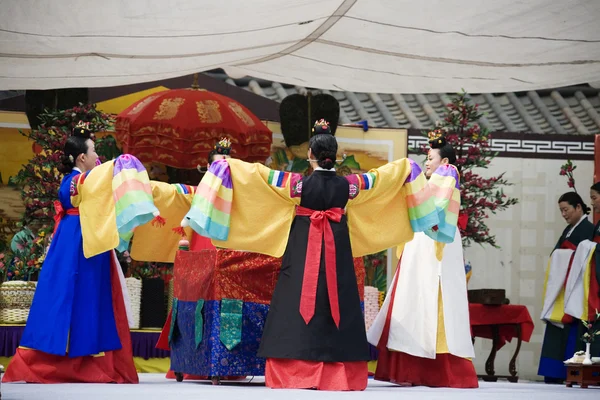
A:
53;200;79;234
295;206;344;328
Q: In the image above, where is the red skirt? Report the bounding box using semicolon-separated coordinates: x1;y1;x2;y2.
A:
266;358;368;391
375;350;478;388
2;255;138;384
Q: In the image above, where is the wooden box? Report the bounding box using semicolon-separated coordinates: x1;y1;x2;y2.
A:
468;289;507;305
566;364;600;388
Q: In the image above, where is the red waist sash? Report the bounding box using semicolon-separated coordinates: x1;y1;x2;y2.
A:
295;206;345;328
53;200;79;234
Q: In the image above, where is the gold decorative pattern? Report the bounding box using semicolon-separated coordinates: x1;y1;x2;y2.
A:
192;142;213;151
227;102;255;127
126;125;272;145
153;98;186;120
136;152;155;160
196;100;223;123
115;119;130;131
158;153;179;163
128;94;162;116
158;138;175;147
136;137;156;146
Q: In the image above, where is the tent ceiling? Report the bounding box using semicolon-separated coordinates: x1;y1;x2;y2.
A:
1;0;599;93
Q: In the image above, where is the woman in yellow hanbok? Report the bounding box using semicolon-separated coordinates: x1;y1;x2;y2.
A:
179;120;450;391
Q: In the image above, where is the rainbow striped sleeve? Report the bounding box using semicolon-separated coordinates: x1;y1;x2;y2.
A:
172;183;194;195
184;159;232;241
357;172;376;190
404;159;439;232
112;155;158;251
425;164;460;243
267;170;291;188
345;172;376;192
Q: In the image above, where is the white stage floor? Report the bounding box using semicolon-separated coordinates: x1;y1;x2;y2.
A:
3;374;599;400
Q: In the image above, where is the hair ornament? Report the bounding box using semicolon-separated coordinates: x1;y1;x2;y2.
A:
312;119;331;135
73;121;91;136
214;137;232;155
427;128;447;148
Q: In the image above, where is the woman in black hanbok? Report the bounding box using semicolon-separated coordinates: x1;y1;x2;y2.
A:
182;120;439;390
257;127;370;390
539;192;594;383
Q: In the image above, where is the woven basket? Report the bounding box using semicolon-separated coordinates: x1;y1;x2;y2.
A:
125;277;142;329
0;281;37;324
363;286;380;331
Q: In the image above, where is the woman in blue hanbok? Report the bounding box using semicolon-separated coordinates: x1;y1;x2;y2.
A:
3;123;139;384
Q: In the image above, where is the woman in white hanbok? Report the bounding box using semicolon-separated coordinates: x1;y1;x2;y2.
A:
367;133;477;388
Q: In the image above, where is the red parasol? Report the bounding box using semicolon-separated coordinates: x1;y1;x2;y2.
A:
115;85;272;169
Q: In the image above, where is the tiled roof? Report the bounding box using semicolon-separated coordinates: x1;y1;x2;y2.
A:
207;72;600;135
0;90;24;101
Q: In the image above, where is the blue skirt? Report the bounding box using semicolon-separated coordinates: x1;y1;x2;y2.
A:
20;214;121;357
538;321;577;380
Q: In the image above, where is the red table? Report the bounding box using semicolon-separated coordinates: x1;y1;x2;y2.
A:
469;303;534;383
168;249;366;380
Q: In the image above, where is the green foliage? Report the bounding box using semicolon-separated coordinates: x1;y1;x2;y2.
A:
364;250;387;292
0;104;114;281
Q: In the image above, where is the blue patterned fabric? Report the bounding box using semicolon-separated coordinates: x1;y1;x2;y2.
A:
170;300;373;375
170;300;269;376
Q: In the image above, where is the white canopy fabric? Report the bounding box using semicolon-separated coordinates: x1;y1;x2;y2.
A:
1;0;599;93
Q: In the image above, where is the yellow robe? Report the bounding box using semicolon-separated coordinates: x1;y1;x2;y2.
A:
68;156;160;259
130;182;196;263
187;158;437;257
72;161;120;258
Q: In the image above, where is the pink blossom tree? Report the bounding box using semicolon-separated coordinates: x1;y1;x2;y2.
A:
423;92;518;248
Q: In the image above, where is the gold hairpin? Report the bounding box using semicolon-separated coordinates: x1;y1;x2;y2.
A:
217;137;232;149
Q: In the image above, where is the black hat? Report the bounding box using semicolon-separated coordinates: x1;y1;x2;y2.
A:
279;93;339;148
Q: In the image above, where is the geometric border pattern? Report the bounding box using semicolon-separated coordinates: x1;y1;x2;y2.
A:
408;130;594;160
